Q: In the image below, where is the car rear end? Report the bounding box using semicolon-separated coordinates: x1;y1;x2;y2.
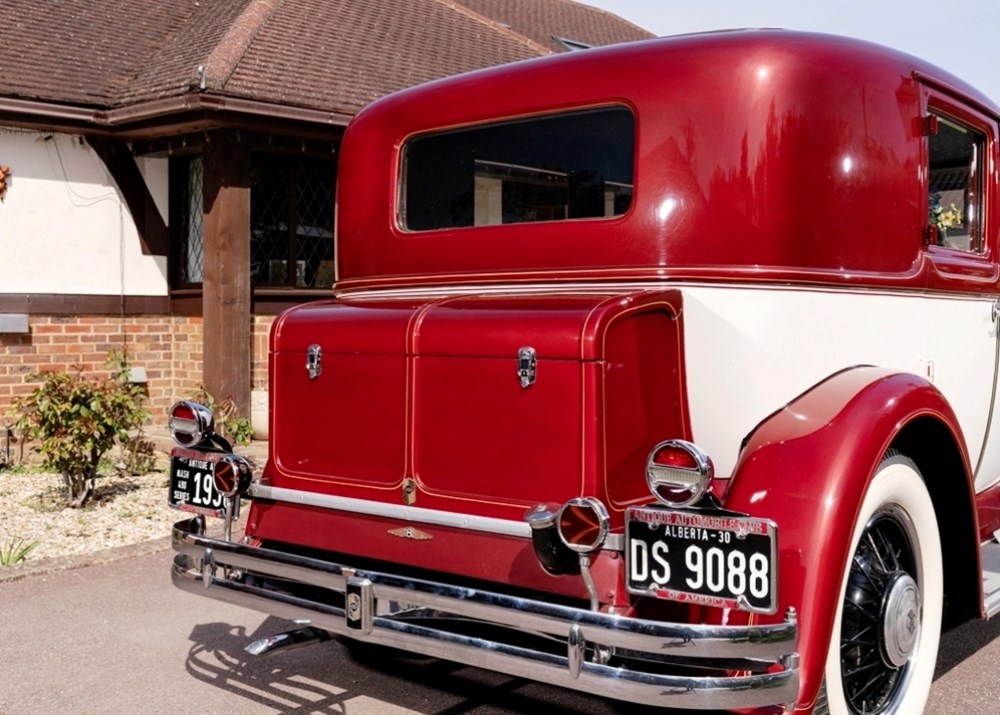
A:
168;287;799;711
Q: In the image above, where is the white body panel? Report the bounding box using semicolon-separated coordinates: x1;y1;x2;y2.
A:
0;129;168;296
682;285;999;491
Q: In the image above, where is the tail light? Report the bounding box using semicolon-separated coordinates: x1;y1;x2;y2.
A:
168;401;215;448
645;439;713;508
557;497;610;553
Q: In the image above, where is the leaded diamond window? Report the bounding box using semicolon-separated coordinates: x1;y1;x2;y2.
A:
251;155;336;288
172;152;335;290
177;156;204;284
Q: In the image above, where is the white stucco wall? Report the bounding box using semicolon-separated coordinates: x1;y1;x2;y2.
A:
0;127;168;296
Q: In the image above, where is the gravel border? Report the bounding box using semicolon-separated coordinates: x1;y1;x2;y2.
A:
0;460;197;584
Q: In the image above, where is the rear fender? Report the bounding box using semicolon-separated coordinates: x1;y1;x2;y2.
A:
722;366;974;710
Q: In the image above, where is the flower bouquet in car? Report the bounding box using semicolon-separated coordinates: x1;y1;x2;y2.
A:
929;192;963;236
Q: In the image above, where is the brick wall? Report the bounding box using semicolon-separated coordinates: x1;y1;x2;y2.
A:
0;315;204;427
252;315;275;390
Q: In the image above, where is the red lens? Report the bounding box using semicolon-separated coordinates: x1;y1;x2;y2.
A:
557;497;609;553
653;446;698;469
171;403;196;422
559;504;601;547
213;460;236;495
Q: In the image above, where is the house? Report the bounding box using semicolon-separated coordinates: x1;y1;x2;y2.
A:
0;0;652;432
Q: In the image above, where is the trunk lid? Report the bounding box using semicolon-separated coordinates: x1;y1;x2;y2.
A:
268;290;687;519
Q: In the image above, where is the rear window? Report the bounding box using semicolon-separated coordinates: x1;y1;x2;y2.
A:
400;107;635;231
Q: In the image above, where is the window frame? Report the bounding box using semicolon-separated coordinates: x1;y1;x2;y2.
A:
924;94;995;259
169;150;337;293
926;108;985;253
921;88;999;288
397;105;636;233
250;151;337;294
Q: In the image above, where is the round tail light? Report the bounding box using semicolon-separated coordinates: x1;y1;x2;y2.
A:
645;439;713;508
557;497;610;553
168;401;215;448
213;454;253;497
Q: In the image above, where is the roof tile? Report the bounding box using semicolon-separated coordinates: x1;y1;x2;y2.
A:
0;0;653;117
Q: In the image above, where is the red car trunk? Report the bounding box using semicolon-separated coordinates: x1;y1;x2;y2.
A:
264;289;688;531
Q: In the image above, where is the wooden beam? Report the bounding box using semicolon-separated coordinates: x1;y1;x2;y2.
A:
87;137;169;256
201;139;251;419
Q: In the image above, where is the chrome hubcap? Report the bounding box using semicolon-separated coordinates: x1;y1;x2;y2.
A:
880;571;920;668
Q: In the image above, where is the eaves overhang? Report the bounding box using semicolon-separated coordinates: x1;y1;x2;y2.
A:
0;92;354;140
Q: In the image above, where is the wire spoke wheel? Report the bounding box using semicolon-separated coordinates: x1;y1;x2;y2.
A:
840;507;919;713
821;455;942;715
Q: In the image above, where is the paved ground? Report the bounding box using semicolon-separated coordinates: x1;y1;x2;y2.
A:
0;542;998;714
0;548;638;715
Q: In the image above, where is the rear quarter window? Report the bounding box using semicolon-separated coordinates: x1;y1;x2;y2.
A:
400;107;635;231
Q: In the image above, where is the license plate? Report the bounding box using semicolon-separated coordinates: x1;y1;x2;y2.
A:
168;453;240;519
625;507;777;614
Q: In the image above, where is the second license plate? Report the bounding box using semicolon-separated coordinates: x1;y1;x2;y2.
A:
168;453;239;519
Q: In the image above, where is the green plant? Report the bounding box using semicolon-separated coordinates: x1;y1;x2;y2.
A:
12;359;148;508
193;388;255;446
105;350;157;475
0;538;40;566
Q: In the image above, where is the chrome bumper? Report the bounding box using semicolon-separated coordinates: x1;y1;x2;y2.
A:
172;517;799;711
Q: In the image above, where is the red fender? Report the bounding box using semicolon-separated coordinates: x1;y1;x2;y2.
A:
722;366;974;712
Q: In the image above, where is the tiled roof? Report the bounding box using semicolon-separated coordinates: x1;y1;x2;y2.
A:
458;0;654;52
0;0;652;120
0;0;207;107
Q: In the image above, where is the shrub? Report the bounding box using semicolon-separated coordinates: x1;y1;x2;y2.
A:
193;388;254;446
12;360;148;508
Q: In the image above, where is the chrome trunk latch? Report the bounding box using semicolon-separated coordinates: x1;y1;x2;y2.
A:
517;346;537;388
306;344;322;380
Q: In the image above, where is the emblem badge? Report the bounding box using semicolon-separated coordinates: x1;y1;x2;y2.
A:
388;526;433;540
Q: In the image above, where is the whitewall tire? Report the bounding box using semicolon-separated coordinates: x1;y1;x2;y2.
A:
820;454;943;715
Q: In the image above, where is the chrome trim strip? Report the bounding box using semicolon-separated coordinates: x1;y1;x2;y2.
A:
333;279;1000;303
252;484;532;539
172;518;799;710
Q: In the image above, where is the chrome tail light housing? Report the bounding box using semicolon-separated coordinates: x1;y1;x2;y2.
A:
168;400;215;448
645;439;713;508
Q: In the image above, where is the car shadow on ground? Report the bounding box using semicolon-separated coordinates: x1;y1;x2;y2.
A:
934;611;1000;681
181;599;1000;712
183;616;730;714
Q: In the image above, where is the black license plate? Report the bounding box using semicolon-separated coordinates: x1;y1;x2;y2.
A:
625;507;776;614
168;454;239;519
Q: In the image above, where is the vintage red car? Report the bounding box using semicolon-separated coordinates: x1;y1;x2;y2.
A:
167;29;1000;714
